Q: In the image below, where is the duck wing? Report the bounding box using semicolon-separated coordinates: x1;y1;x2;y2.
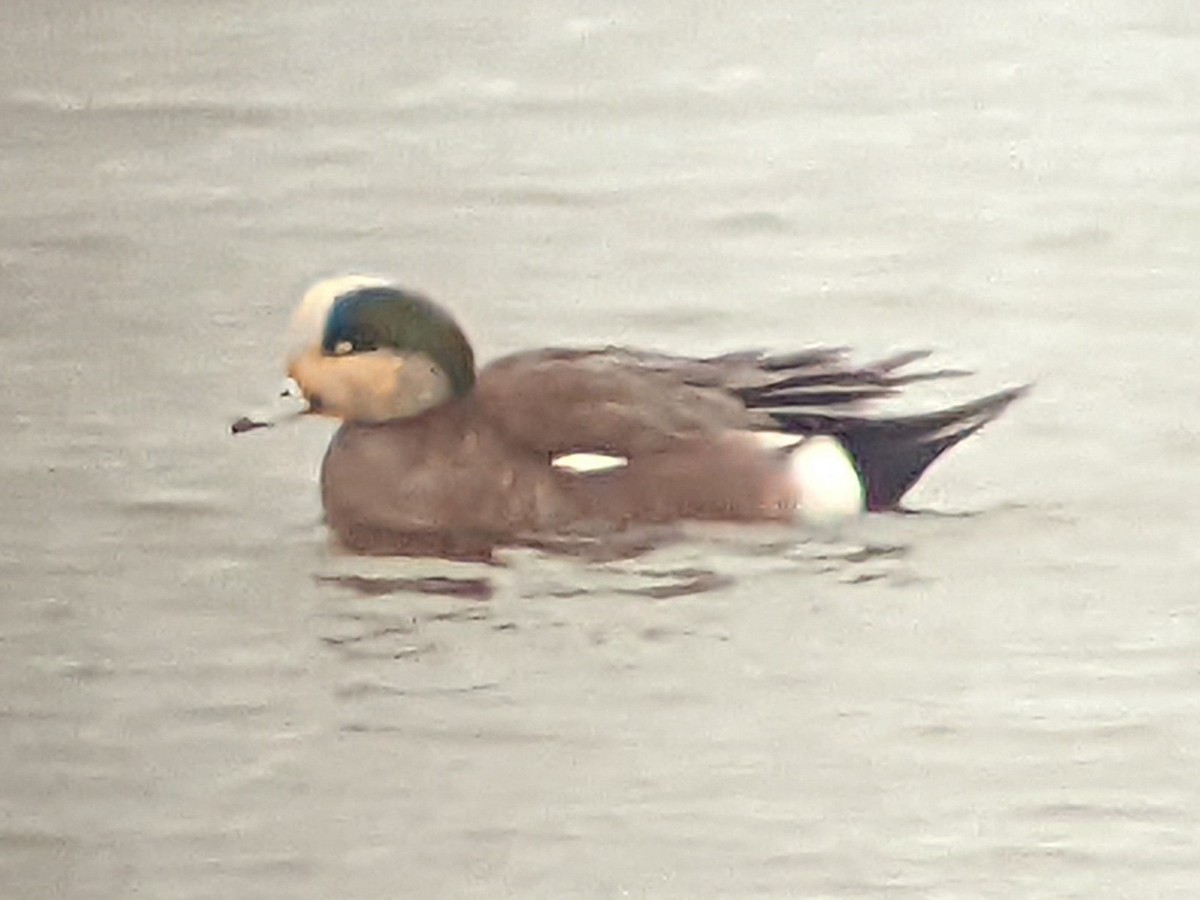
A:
474;345;967;457
477;345;1027;509
474;347;766;457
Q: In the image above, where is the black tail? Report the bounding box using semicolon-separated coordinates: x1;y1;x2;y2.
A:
769;385;1030;510
646;345;1027;511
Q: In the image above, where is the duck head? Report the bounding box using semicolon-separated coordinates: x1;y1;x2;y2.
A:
281;276;476;423
233;276;476;434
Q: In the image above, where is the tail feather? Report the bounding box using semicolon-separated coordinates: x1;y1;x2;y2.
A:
656;344;1027;511
770;385;1030;510
743;368;972;408
739;349;971;409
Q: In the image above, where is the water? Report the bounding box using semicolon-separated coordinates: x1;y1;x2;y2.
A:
2;2;1199;897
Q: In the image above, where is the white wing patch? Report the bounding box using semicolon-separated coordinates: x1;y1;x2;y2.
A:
551;452;629;474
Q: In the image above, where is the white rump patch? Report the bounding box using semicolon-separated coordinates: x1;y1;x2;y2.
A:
551;452;629;474
789;435;864;525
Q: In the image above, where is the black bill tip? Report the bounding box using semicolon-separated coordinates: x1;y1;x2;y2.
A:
231;416;272;435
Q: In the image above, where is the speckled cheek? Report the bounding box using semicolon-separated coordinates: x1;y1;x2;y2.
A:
391;352;454;412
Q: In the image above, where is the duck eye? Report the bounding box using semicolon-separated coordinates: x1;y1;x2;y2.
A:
332;340;354;356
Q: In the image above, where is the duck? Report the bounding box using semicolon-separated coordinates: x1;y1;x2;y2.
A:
234;276;1028;557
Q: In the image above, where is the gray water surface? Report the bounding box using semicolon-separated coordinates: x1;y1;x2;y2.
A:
3;2;1199;898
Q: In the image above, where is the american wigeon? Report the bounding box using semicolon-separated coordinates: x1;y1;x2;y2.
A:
235;276;1027;557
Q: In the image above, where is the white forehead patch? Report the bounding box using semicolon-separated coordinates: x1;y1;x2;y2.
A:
284;275;389;364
